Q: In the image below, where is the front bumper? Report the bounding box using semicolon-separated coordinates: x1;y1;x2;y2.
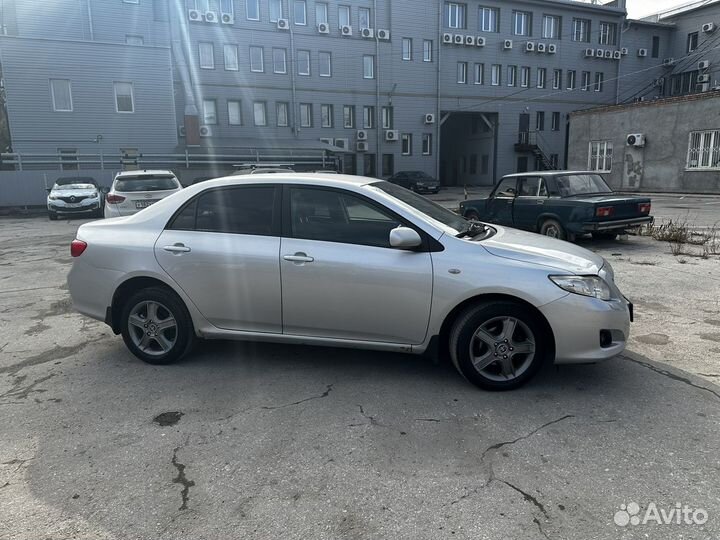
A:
581;216;653;232
48;200;101;214
540;291;631;364
415;184;440;193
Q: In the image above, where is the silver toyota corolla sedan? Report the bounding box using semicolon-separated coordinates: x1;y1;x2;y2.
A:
67;173;632;390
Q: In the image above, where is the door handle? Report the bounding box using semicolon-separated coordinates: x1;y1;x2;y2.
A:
163;243;191;253
283;252;314;263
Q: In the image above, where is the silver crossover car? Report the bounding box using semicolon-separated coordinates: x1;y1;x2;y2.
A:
68;174;632;390
104;170;182;219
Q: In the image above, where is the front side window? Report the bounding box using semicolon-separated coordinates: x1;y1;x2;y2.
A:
202;98;217;124
423;39;433;62
401;133;412;155
572;18;590;42
300;103;312;127
250;46;264;72
687;130;720;169
343;105;355;128
359;7;371;29
269;0;282;22
363;106;374;129
542;15;560;39
224;44;239;71
517;177;544;197
297;49;311;75
294;0;306;25
276;102;289;126
50;79;73;112
599;21;617;45
446;2;466;29
474;63;484;84
114;82;134;113
253;101;267;126
227;100;242;125
273;48;287;73
479;6;498;32
402;38;412;61
588;142;613;172
338;5;350;27
199;42;214;69
363;55;375;79
315;2;328;24
513;10;531;36
246;0;259;20
422;133;432;155
321;104;334;127
457;62;467;84
190;187;277;236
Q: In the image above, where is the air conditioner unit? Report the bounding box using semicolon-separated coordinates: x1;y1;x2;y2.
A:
277;18;289;30
204;11;218;23
613;50;622;60
178;125;186;137
537;43;547;53
356;141;368;152
596;48;605;58
334;138;350;150
621;47;629;55
465;35;475;46
453;34;464;45
424;113;435;124
319;137;334;145
356;129;368;140
585;48;595;57
700;82;711;92
221;12;234;24
361;27;374;39
662;57;675;67
604;49;613;59
547;43;557;54
626;133;645;147
698;60;710;70
525;41;535;52
476;36;486;47
503;39;513;50
341;25;353;36
442;32;453;44
385;129;399;141
377;28;390;40
702;22;716;33
697;73;711;83
638;48;648;57
199;125;213;137
317;22;330;34
188;9;201;21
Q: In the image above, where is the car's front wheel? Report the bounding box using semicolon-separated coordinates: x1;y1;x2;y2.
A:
449;301;547;390
120;286;195;365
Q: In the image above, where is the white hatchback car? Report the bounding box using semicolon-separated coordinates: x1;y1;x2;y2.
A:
104;170;182;218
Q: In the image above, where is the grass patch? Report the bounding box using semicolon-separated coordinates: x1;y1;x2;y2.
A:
640;218;719;258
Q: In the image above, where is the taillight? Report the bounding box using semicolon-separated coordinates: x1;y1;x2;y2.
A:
106;194;126;204
596;206;615;218
639;202;651;214
70;239;87;257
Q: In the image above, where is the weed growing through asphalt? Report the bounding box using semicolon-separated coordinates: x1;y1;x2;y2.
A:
639;219;720;259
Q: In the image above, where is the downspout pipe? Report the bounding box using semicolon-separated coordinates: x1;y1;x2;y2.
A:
435;0;442;182
86;0;94;41
289;26;298;137
374;0;380;175
170;1;199;145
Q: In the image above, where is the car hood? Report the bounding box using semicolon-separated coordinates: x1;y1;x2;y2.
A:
50;188;99;198
480;225;605;275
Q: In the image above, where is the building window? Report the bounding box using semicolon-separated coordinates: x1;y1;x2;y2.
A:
520;66;530;87
402;38;413;61
227;100;242;125
359;7;371;29
552;69;562;90
423;39;433;62
300;103;312;127
581;71;591;91
253;101;267;126
599;22;617;45
273;48;287;73
315;2;327;24
588;141;613;172
652;36;660;58
338;5;350;27
537;68;546;88
125;35;144;45
567;70;576;90
474;63;484;84
551;112;560;131
687;130;720;169
250;46;264;72
199;42;214;69
343;105;355;128
364;154;376;176
246;0;259;20
401;133;412;155
224;44;239;71
536;111;545;131
297;49;310;75
363;55;375;79
572;18;590;42
50;79;73;112
276;102;289;126
508;65;517;87
202;98;217;124
542;15;560;39
58;148;79;170
491;64;501;86
382;153;394;176
446;2;466;29
382;106;393;129
220;0;233;14
319;51;332;77
270;0;283;22
114;82;134;113
321;104;333;127
457;62;468;84
595;72;604;92
687;32;699;53
422;133;432;155
550;154;559;169
294;0;306;25
481;154;489;174
363;106;374;128
469;154;477;174
479;6;499;32
513;10;531;36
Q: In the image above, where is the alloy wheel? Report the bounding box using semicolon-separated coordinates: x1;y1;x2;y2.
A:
127;301;178;356
468;316;536;381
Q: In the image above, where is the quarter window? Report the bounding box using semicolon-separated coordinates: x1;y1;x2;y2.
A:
588;141;613;172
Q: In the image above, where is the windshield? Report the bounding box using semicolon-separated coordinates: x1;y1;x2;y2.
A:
555;174;612;197
115;175;179;192
52;183;96;190
408;171;434;180
54;177;97;187
370;181;468;233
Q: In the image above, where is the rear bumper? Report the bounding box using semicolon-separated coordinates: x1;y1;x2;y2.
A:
581;216;653;231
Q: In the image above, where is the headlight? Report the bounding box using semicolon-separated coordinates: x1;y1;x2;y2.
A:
549;275;612;301
48;194;58;200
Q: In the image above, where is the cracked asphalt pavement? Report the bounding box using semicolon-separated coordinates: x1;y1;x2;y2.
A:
1;216;719;540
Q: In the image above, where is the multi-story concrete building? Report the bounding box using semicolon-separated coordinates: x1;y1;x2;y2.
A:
0;0;718;204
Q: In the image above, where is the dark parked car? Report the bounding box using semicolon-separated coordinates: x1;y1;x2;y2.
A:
387;171;440;194
459;171;653;241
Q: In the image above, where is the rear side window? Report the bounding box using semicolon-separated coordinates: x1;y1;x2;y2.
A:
115;175;179;192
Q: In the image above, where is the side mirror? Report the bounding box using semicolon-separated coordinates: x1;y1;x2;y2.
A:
389;226;422;250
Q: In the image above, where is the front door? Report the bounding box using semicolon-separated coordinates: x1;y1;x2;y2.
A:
486;176;518;225
280;186;433;344
512;176;548;231
154;185;283;333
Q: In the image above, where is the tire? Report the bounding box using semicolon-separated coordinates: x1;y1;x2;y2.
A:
449;301;548;391
465;210;481;222
592;232;618;241
120;286;195;365
540;218;574;242
48;212;58;221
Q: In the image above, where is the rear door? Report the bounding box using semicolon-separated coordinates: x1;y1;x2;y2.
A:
485;176;518;225
154;185;283;333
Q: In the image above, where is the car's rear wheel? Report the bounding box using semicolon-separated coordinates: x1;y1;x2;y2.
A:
592;232;618;241
540;218;573;241
449;302;547;390
464;210;481;222
120;286;195;365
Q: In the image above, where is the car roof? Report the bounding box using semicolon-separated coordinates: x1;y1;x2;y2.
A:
501;170;597;178
115;169;176;178
185;172;375;191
